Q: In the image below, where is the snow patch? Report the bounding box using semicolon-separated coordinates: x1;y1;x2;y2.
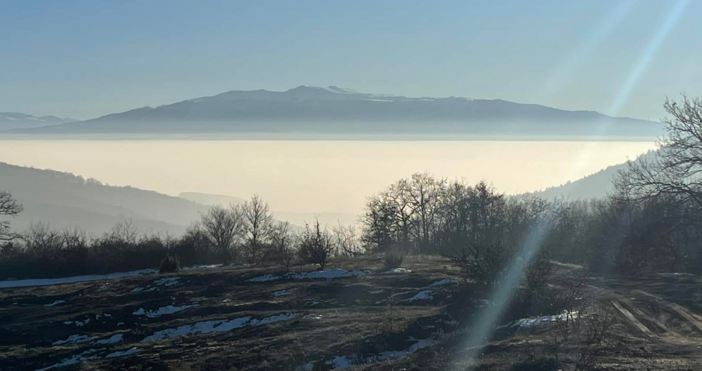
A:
153;277;180;287
327;355;354;369
95;334;123;345
385;268;412;274
53;334;95;345
0;268;158;289
183;264;222;270
402;290;434;303
429;279;457;287
507;311;580;329
133;304;198;318
141;313;297;342
368;290;384;294
272;289;293;297
44;300;66;307
105;347;140;358
35;349;102;371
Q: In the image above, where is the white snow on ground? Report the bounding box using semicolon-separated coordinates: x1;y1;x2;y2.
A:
153;277;180;287
248;269;367;282
402;290;434;303
95;334;123;345
368;290;384;294
272;289;293;297
0;269;157;289
35;349;102;371
132;305;198;318
105;347;140;358
44;300;66;307
0;264;224;289
384;268;412;274
507;311;580;328
53;334;96;345
324;333;445;369
249;274;279;282
141;313;297;342
429;279;457;287
374;336;439;361
327;355;354;370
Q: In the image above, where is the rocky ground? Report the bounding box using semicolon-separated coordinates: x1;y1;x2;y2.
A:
0;256;701;371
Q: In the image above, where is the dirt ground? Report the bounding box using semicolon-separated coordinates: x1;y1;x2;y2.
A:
1;256;701;371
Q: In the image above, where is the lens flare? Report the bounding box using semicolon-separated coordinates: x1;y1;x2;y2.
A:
537;0;638;103
566;0;689;182
457;216;556;370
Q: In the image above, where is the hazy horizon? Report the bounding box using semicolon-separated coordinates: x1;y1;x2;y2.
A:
0;139;656;215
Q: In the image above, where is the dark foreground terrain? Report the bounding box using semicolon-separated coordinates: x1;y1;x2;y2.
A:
1;256;701;371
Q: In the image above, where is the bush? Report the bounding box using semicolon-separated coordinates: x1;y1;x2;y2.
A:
298;221;335;269
383;248;405;269
159;254;181;274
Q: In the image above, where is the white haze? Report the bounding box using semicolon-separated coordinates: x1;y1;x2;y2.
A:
0;140;656;215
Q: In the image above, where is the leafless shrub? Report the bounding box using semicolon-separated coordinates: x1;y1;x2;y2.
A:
383;247;405;269
297;220;335;269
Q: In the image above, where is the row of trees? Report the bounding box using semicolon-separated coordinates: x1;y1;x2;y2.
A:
2;96;702;278
0;193;365;279
197;195;364;268
360;96;702;276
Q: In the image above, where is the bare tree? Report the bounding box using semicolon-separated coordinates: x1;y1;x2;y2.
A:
271;221;296;270
242;195;274;264
333;223;364;257
201;205;244;265
406;173;445;253
0;190;23;241
22;222;62;256
298;220;335;269
108;219;139;246
617;96;702;215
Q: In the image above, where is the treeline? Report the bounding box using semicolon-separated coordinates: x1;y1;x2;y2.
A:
1;96;702;280
0;195;364;280
361;96;702;276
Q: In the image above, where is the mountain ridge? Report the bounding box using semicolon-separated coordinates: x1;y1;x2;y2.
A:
5;86;662;138
0;112;77;130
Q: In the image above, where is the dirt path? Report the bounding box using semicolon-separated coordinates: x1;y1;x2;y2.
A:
604;278;702;347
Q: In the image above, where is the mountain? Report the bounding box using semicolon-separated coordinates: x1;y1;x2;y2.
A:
0;112;76;130
0;162;207;235
529;151;657;200
9;87;662;139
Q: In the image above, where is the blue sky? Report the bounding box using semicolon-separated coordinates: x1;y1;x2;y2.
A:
1;0;700;120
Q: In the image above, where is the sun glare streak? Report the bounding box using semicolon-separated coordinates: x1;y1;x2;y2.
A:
454;2;690;367
457;216;556;370
609;0;690;116
565;0;688;182
536;0;638;103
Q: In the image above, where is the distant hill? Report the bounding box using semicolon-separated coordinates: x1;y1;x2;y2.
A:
179;191;359;228
9;86;662;139
0;112;76;130
0;162;207;235
179;192;246;207
529;150;657;200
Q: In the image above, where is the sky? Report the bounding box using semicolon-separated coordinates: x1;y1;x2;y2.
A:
1;0;700;121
